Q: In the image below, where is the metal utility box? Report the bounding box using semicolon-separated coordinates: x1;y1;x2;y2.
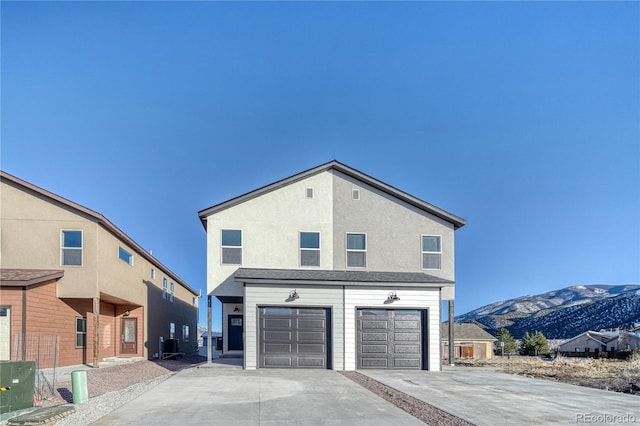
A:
0;361;36;414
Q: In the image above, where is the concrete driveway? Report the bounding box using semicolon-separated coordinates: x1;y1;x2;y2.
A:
93;361;423;426
361;367;640;426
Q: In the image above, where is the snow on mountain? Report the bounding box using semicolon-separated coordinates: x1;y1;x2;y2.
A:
457;284;640;339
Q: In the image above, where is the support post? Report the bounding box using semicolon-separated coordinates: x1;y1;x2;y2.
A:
207;295;212;364
93;297;100;368
448;299;454;366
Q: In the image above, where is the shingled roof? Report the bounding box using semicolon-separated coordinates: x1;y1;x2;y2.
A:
441;323;496;341
0;268;64;287
235;268;453;288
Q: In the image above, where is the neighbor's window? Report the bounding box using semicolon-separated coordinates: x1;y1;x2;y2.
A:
421;235;442;269
352;188;360;200
76;317;87;348
346;233;366;267
150;268;156;279
169;322;176;339
162;278;168;299
61;230;83;266
118;246;133;265
221;229;242;264
300;231;320;267
182;325;190;342
170;282;175;303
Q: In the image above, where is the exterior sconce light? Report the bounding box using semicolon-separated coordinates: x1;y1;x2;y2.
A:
123;310;131;317
387;291;400;303
234;306;240;313
290;290;300;300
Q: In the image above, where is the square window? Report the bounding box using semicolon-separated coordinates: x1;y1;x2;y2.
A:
422;235;442;269
221;229;242;264
346;233;366;267
119;246;133;265
300;231;320;267
61;230;83;266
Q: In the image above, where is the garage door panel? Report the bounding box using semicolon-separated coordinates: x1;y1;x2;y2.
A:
395;321;420;329
361;344;387;353
395;332;420;341
362;358;388;368
259;307;329;369
394;345;420;354
360;320;388;329
394;359;420;368
264;318;292;328
264;331;292;340
298;331;325;341
362;332;387;341
297;319;325;329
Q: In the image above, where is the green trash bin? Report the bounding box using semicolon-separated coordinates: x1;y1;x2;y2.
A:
0;361;36;414
71;370;88;404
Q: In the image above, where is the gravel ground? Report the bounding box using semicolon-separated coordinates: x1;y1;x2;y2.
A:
340;371;473;426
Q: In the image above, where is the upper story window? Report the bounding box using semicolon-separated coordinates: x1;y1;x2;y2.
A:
221;229;242;264
119;246;133;265
306;188;314;199
422;235;442;269
170;282;175;303
300;232;320;267
150;268;156;279
352;188;360;200
162;278;168;299
61;230;83;266
346;233;366;268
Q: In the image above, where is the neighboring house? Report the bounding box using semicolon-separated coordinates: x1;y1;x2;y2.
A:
441;323;496;361
558;330;640;357
198;160;465;370
0;171;199;367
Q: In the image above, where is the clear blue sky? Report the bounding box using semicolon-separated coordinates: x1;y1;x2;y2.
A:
2;1;638;329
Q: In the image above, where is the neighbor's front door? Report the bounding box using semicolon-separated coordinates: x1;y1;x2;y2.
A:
121;318;137;355
228;315;243;351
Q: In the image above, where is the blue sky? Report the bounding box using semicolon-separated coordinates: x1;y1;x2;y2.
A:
2;1;638;329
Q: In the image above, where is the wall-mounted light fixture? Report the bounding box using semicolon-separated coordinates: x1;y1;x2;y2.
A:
289;289;300;300
123;310;131;317
233;306;240;313
386;291;400;303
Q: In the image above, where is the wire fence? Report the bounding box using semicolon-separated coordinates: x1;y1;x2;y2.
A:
12;334;59;401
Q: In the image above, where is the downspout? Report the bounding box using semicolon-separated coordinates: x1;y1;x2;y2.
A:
21;286;27;360
448;300;454;366
93;297;100;367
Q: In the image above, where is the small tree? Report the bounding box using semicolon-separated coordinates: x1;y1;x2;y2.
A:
520;331;550;356
494;328;518;355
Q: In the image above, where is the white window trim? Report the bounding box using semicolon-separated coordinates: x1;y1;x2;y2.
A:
346;232;367;268
118;246;134;266
421;234;442;270
299;231;321;267
61;229;83;267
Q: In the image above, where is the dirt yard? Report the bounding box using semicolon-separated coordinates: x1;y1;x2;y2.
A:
456;353;640;395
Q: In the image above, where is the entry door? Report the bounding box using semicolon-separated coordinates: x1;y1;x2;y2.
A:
228;315;244;351
121;318;137;354
0;307;10;360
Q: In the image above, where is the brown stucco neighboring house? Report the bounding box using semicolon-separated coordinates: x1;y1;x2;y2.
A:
0;170;199;367
441;323;496;361
557;330;640;357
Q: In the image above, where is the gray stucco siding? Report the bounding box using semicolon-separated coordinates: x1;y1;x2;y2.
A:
331;171;455;282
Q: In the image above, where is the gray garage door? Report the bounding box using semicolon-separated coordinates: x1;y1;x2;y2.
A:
357;309;423;369
259;307;329;368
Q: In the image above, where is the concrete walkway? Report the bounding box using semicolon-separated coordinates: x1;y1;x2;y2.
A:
93;361;424;426
361;367;640;426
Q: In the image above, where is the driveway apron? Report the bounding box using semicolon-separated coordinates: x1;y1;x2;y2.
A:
93;363;424;425
360;367;640;426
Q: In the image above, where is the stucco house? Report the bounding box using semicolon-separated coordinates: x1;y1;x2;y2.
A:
0;171;199;367
198;160;465;370
441;323;496;361
558;330;640;357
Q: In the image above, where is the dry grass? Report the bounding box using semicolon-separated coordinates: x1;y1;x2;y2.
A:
456;355;640;395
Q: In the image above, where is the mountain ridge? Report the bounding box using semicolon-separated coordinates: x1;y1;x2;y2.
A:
457;284;640;339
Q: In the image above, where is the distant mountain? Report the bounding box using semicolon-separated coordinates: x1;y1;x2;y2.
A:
457;285;640;339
